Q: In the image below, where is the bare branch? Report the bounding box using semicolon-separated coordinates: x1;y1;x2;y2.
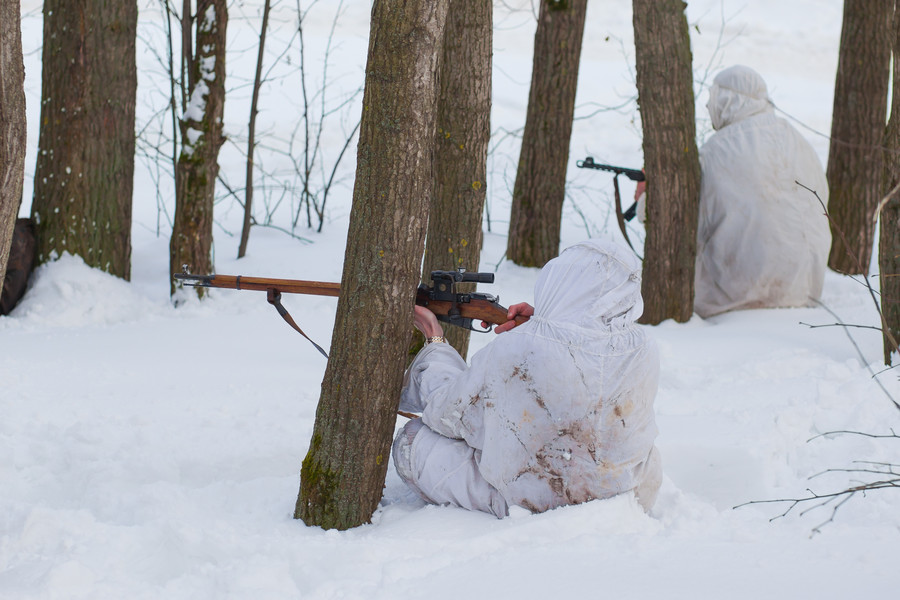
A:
875;179;900;221
795;182;900;410
799;321;884;332
808;428;899;442
810;298;900;411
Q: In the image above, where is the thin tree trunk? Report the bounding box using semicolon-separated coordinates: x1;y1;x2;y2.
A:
182;0;193;106
422;0;492;358
506;0;587;268
238;0;271;259
170;0;227;297
632;0;701;324
295;0;450;530
827;0;892;275
0;0;27;296
31;0;137;280
881;191;900;365
880;2;900;365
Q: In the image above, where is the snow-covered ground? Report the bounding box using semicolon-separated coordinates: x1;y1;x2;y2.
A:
3;1;898;598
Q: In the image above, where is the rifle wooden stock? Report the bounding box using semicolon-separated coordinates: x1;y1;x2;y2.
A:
415;287;529;328
174;272;529;329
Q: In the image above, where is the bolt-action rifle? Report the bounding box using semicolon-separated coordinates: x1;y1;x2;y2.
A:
173;267;529;358
576;156;645;253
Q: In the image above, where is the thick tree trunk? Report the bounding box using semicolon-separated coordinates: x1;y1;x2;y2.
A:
170;0;227;297
880;3;900;365
0;0;27;297
31;0;137;280
506;0;587;268
827;0;892;275
632;0;701;324
422;0;492;359
295;0;450;530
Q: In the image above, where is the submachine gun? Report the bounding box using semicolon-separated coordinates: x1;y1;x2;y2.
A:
576;156;645;252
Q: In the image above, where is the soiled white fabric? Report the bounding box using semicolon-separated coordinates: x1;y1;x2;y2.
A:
695;65;831;318
393;239;661;517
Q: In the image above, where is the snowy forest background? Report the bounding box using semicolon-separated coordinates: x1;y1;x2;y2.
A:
2;0;900;598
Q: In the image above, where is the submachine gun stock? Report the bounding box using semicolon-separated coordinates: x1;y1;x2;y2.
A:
173;267;528;358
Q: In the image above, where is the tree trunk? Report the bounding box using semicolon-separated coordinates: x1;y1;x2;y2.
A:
238;0;271;260
632;0;701;325
170;0;227;297
506;0;587;268
422;0;492;359
30;0;137;280
881;193;900;365
295;0;450;530
880;2;900;365
827;0;892;275
0;0;27;297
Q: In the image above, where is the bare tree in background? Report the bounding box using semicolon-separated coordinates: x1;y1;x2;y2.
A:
237;0;272;259
506;0;588;268
0;0;26;298
170;0;227;297
295;0;450;531
826;0;892;275
290;0;362;235
31;0;137;280
632;0;701;325
421;0;492;359
880;1;900;366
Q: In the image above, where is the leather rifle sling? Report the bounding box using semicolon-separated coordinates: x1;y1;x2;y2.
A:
266;288;329;359
265;287;424;421
612;174;638;255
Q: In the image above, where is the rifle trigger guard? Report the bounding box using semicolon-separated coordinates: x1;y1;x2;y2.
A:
472;321;493;333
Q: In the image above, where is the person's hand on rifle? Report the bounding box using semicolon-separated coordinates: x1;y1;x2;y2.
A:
484;302;534;334
634;178;646;203
414;305;445;340
633;170;647;223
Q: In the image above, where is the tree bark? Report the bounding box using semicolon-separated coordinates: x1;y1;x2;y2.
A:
30;0;137;280
170;0;227;297
295;0;450;530
880;2;900;365
0;0;27;297
632;0;701;324
422;0;492;358
827;0;892;275
506;0;587;268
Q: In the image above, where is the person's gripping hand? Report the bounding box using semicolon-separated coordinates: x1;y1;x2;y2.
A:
414;305;444;339
486;302;534;334
634;179;646;202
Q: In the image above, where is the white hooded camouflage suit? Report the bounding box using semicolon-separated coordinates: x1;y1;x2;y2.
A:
694;65;832;317
392;240;661;517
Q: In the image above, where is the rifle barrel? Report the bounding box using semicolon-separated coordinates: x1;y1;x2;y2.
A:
177;273;341;297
